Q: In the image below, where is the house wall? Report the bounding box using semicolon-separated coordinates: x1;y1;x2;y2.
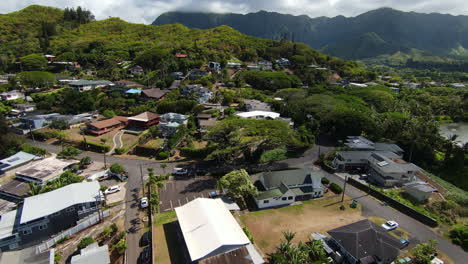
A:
369;167;416;187
256;190;296;209
405;188;430;202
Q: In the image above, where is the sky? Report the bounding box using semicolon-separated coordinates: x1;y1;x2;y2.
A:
2;0;468;24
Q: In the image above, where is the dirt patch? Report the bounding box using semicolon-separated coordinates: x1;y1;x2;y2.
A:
192;141;207;149
240;196;363;254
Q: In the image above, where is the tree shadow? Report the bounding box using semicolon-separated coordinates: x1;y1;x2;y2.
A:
180;178;216;194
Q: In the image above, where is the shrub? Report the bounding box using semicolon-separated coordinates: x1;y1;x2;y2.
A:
110;163;126;174
157;151;169;160
81;140;110;153
114;147;126;155
57;146;81;159
329;183;343;194
22;144;47;156
113;238;127;255
243;226;254;243
78;237;95;250
449;225;468;250
259;148;287;163
103;109;115;118
31;130;58;141
49;120;68;130
321;177;330;184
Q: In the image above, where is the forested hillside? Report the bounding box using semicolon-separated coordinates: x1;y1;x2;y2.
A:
154;8;468;63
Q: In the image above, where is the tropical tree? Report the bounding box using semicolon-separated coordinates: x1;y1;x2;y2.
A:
269;231;328;264
218;169;257;208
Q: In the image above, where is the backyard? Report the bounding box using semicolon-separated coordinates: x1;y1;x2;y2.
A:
239;195;363;254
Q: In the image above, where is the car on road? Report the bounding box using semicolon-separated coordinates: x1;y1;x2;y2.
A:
172;167;188;175
399;238;409;248
140;197;148;208
139;247;151;264
104;185;121;195
382;220;399;231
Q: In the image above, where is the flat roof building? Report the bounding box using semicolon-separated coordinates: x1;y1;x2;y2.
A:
0;151;41;173
15;157;77;185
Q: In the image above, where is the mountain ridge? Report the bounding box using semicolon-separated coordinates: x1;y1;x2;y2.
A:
153;8;468;60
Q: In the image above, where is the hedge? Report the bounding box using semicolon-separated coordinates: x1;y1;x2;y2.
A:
31;130;58;141
321;177;330;185
81;140;110;153
329;183;343;194
178;147;211;159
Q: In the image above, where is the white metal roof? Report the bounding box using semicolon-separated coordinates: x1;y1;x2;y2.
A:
175;198;250;261
71;243;110;264
0;209;17;239
20;181;100;224
236;111;281;119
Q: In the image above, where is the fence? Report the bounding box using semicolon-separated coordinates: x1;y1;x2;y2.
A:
35;210;110;254
346;178;438;227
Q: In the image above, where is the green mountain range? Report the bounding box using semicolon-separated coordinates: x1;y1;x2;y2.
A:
153;8;468;61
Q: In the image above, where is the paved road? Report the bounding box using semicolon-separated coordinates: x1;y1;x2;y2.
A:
27;140;468;262
325;172;468;262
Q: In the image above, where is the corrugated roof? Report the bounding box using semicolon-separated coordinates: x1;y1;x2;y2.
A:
0;151;40;171
71;243;110;264
20;181;100;224
175;198;250;262
0;209;18;239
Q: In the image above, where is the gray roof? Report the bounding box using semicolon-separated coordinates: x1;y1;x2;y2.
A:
368;153;421;174
405;183;436;193
374;143;404;154
69;80;112;86
20;181;101;224
253;168;323;190
0;151;41;172
328;219;401;262
336;151;400;161
345;136;375;150
71;243;110;264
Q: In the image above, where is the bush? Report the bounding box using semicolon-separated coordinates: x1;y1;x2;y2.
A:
110;163;126;174
321;177;330;184
103;109;115;118
329;183;343;194
81;140;110;153
449;225;468;250
243;226;254;243
22;144;47;156
49;120;69;130
259;148;287;163
31;130;58;141
78;237;95;250
114;147;126;155
157;151;169;160
57;146;81;159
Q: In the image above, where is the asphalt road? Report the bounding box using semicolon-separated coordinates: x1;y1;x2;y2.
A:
27;140;468;263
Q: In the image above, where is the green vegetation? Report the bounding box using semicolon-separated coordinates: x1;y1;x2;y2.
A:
57;146;81;159
77;237;95;250
321;177;330;185
18;71;56;87
154;211;177;226
29;170;83;195
110;163;126;175
21;144;47;156
218;169;257;208
259;148;288;163
269;231;328;264
242;71;301;91
329;183;343;194
449;225;468;250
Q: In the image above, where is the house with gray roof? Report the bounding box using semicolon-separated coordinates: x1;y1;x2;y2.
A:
69;80;113;92
326;219;402;264
251;168;324;209
367;153;421;187
0;151;42;174
332;151;400;173
404;182;436;202
159;112;189;136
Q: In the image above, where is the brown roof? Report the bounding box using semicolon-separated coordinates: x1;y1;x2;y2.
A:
141;88;170;99
199;119;219;128
88;118;122;129
197;114;212;119
128;111;160;122
113;116;128;123
199;246;254;264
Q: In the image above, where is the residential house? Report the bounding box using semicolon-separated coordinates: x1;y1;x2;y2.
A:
348;83;368;88
390;87;400;93
159;113;189;136
276;58;291;67
15;157;77;185
0;182;102;251
129;66;144;75
197;114;219;133
43;54;56;62
326;219;402;264
171;72;184;80
181;84;214;104
404;182;436;202
251;168;324;209
71;243;110;264
247;65;261;71
0;152;41;174
236;111;294;126
332;151;401;173
226;62;241;69
344;136;404;156
127;112;160;129
0;90;25;101
175;198;264;264
188;69;209;80
450;83;466;89
47;113;95;129
69;80;113;92
140;88;171;101
258;60;272;70
86;116;128;135
175;54;188;58
169;80;181;90
367;153;421;187
13;104;36;113
243;99;271;112
405;82;420;89
208;62;221;72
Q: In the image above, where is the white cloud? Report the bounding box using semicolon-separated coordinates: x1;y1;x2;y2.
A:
2;0;468;24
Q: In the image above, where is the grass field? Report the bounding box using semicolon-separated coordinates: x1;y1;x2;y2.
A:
153;211;187;264
239;196;363;254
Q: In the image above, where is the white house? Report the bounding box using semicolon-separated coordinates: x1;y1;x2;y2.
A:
251;168;324;209
175;198;264;263
69;80;114;92
236;111;281;120
0;90;25;101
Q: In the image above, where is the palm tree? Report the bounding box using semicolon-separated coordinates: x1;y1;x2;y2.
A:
28;182;42;195
160;163;167;174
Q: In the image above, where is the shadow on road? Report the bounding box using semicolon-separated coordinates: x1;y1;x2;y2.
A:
180;178;216;194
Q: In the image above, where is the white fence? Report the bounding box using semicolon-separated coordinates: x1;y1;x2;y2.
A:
35;210;110;254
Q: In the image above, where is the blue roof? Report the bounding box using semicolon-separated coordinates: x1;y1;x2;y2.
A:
0;151;40;172
125;89;142;94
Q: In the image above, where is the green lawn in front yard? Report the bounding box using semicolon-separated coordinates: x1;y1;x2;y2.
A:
143;138;164;149
239;196;363;254
153;211;187;264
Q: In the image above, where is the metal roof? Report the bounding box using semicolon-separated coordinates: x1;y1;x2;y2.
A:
236;111;280;119
254;168;323;190
0;209;18;239
20;181;100;224
15;157;76;182
175;198;250;262
71;243;110;264
0;151;40;172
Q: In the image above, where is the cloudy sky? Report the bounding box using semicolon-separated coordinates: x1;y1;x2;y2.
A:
2;0;468;24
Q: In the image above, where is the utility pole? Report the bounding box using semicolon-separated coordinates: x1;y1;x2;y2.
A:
29;124;35;144
139;164;145;194
341;175;348;202
102;150;107;168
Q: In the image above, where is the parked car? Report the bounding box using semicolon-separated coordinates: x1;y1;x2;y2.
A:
139;232;150;247
140;197;149;208
139;247;151;264
97;174;110;181
173;167;188;175
104;185;121;195
382;220;399;231
399;238;409;248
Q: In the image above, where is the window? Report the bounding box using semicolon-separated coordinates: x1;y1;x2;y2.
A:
282;197;287;201
38;224;47;230
288;196;293;200
22;229;32;235
66;207;75;212
263;200;269;204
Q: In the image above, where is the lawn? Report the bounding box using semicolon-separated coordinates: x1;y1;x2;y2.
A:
153;211;187;264
65;127;116;147
120;133;140;150
239;196;363;254
143;138;164;149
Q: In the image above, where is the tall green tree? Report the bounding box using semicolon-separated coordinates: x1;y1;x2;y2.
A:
218;169;257;208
